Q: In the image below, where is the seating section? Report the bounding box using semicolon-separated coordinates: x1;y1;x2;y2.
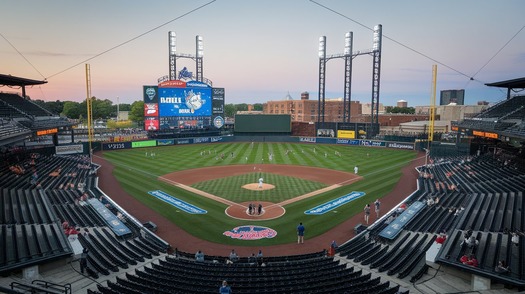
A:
337;154;525;286
93;254;400;294
457;95;525;138
0;118;31;140
476;95;525;119
0;153;169;276
0;93;53;117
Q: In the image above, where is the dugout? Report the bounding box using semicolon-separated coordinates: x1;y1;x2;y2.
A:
234;114;291;136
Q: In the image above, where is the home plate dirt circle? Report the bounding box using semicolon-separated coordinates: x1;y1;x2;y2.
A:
226;201;285;221
241;183;275;190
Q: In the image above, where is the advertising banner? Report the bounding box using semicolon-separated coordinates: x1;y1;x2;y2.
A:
193;137;210;144
132;140;157;148
360;140;386;147
386;142;415;150
315;137;336;144
175;138;193;145
336;139;360;145
299;137;316;143
337;130;355;139
102;142;132;150
157;139;174;146
144;103;159;116
212;88;225;115
144;117;159;131
56;144;84;155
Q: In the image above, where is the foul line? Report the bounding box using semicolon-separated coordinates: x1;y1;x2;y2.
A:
158;176;243;207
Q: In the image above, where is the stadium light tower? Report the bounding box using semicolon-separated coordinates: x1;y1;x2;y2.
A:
196;35;204;82
318;36;327;127
168;31;177;81
317;24;382;138
370;24;382;130
343;32;353;123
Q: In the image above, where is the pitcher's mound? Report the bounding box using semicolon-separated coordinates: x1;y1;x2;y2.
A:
242;183;275;191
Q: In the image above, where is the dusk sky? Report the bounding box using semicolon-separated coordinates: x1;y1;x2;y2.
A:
1;0;524;107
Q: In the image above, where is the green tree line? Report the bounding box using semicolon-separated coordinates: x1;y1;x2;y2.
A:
33;97;262;121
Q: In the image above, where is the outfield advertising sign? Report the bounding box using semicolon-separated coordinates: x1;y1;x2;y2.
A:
316;137;335;144
102;142;132;150
194;137;210;144
175;138;193;145
148;190;207;214
386;142;415;150
157;139;174;146
337;130;356;139
360;140;386;147
336;139;360;145
299;137;316;143
132;140;157;148
305;191;366;215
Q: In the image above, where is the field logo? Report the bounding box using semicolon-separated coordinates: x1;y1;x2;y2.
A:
148;190;207;214
223;225;277;240
305;191;366;215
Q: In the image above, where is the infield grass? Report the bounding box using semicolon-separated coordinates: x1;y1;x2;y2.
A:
102;142;418;246
192;172;327;203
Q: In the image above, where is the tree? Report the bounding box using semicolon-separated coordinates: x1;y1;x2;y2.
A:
92;98;114;119
224;104;236;118
129;101;144;123
62;101;82;119
253;103;263;111
386;106;415;114
45;100;65;114
236;103;248;111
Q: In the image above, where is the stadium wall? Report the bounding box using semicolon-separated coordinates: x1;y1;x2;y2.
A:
99;135;416;151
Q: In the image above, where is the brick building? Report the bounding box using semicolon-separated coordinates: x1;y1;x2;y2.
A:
263;92;361;122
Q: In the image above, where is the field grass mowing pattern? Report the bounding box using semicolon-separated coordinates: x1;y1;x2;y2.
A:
103;142;418;245
192;172;327;203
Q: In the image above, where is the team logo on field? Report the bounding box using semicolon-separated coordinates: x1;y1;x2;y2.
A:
223;225;277;240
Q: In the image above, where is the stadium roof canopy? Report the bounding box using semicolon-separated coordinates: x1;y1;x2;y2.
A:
485;77;525;99
0;73;47;86
0;73;47;98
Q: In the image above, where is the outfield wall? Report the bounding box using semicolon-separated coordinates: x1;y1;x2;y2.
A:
100;135;416;151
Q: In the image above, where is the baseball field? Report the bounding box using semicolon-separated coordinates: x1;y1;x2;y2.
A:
101;142;417;246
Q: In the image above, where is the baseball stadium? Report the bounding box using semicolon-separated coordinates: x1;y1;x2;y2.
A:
1;8;525;294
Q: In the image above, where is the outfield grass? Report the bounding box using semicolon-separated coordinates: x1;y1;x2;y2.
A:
103;142;418;246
